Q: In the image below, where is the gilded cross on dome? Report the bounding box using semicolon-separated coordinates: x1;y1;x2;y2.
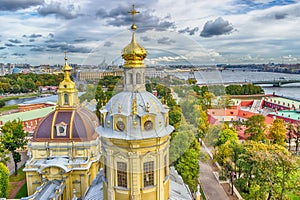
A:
128;4;139;31
64;50;68;61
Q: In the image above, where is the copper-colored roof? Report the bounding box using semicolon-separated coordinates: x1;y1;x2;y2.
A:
32;107;99;142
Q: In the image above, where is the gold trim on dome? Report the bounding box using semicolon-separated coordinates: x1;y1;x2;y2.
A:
69;110;75;139
132;97;137;115
51;111;59;139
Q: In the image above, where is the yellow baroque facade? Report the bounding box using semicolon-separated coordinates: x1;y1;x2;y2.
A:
101;136;170;200
23;54;101;199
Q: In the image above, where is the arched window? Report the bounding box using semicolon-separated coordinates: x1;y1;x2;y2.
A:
130;73;133;84
136;73;141;84
64;94;69;105
143;161;154;187
117;162;127;188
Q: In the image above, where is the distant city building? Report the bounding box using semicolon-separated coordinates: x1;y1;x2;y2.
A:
0;63;4;75
7;63;14;74
38;86;58;93
12;67;21;74
145;67;167;78
78;70;123;81
263;96;300;110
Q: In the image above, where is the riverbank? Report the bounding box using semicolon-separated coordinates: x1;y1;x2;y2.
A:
0;93;38;102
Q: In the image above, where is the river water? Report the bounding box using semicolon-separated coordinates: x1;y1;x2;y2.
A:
4;70;300;105
171;70;300;99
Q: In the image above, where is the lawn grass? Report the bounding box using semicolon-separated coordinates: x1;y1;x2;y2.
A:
9;165;26;182
0;104;18;113
15;183;28;198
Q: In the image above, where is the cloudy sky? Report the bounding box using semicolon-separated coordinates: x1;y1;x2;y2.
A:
0;0;300;65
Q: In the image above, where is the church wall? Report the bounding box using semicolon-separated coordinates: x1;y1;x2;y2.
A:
102;135;170;200
163;179;170;200
26;171;42;195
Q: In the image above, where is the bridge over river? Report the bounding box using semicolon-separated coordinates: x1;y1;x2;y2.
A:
252;79;300;87
196;79;300;87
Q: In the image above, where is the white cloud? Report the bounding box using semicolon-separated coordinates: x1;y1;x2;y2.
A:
0;0;300;64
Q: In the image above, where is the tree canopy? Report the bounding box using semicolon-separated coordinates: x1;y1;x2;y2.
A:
0;119;28;175
269;118;286;146
244;114;267;142
0;163;9;198
0;73;63;94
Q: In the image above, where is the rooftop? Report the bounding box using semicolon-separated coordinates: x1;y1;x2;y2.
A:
0;106;56;124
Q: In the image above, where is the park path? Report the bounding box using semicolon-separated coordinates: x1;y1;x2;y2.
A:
8;179;26;199
199;158;230;200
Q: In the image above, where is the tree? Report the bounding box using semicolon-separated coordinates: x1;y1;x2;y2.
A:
0;142;9;164
295;123;300;153
175;139;200;192
0;100;5;108
237;141;298;200
216;127;238;147
0;119;28;175
286;122;294;151
244;115;267;142
216;95;234;109
169;122;195;164
0;163;9;198
269;119;286;146
204;124;223;147
79;84;96;102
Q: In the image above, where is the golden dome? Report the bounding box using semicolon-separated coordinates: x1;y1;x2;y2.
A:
121;5;147;68
121;32;147;68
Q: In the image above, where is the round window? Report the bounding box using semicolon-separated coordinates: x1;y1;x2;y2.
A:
116;121;125;131
144;120;153;131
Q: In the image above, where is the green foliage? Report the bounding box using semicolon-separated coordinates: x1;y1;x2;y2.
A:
169;106;182;129
215;127;238;147
0;73;63;94
269;118;287;146
169;122;195;164
79;84;96;102
0;104;18;114
204;124;223;147
208;85;226;96
214;140;234;167
236;141;298;200
175;139;200;192
0;119;28;176
216;95;234;108
0;100;5;108
146;82;181;128
225;84;264;95
0;163;9;198
9;165;26;182
94;76;122;120
187;78;197;85
172;85;193;98
0;142;9;164
180;94;208;138
244;114;267;142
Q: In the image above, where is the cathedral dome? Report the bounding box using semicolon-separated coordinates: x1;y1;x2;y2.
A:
96;91;174;140
33;107;99;142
